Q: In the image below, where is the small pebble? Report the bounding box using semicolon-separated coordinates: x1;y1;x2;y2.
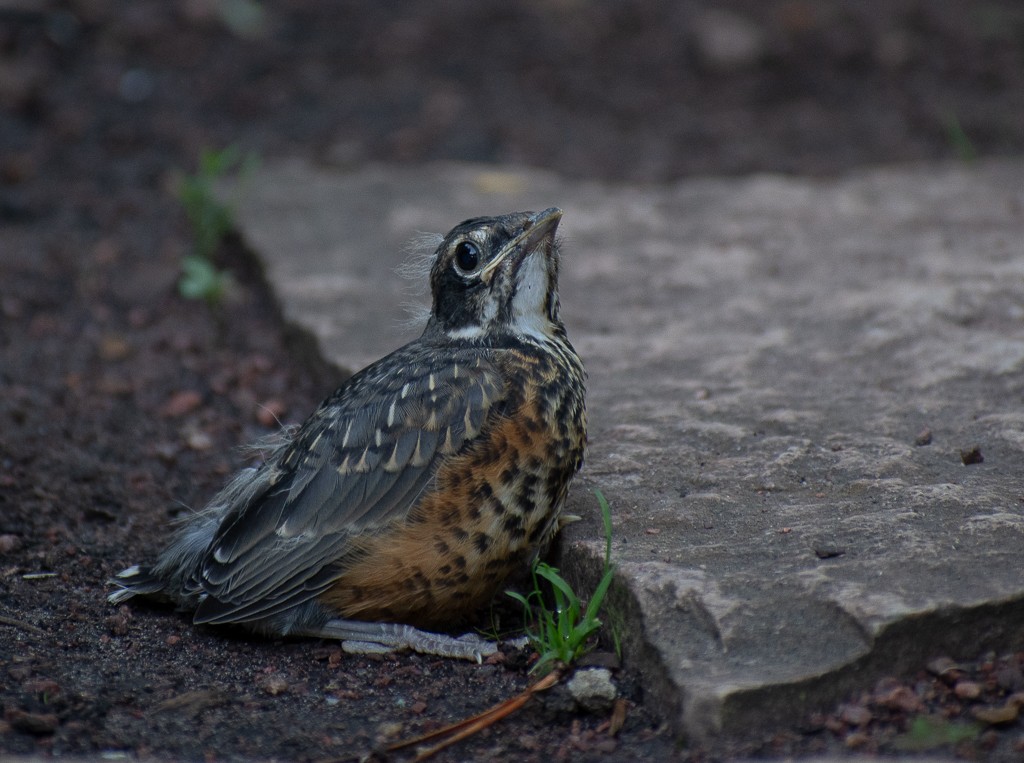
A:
186;430;213;451
161;390;203;418
106;612;130;637
873;683;923;713
377;721;404;739
926;656;962;680
973;701;1020;725
814;545;846;559
954;680;982;700
844;730;870;749
960;445;984;465
840;703;872;727
567;668;618;713
259;674;289;696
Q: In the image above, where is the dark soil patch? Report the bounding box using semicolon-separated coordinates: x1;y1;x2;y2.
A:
3;1;1023;760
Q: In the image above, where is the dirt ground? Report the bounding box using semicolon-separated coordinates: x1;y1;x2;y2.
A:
2;1;1024;760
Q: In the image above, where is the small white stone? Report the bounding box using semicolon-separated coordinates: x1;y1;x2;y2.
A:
567;668;618;713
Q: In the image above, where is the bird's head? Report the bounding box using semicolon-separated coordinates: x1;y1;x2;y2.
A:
425;207;565;343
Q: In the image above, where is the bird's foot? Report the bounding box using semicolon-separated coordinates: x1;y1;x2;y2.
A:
303;618;499;662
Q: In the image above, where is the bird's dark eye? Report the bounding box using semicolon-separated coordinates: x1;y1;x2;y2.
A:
454;241;480;273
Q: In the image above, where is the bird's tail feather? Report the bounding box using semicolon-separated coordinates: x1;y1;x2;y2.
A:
107;565;166;604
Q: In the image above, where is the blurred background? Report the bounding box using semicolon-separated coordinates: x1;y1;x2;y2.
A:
4;0;1023;200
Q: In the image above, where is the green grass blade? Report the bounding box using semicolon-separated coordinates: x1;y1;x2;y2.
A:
583;566;615;625
596;489;613;569
535;565;581;618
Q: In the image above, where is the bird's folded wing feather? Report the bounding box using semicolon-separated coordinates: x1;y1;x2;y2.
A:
192;344;506;625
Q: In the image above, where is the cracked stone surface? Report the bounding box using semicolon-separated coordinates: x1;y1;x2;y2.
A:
230;158;1024;742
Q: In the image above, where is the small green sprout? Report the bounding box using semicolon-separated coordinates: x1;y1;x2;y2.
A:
893;715;981;751
177;145;257;304
178;254;232;305
507;489;616;675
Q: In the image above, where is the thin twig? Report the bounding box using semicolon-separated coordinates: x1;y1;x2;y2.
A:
0;614;47;637
387;668;562;761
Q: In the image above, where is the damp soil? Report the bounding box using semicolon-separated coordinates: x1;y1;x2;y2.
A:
3;1;1024;760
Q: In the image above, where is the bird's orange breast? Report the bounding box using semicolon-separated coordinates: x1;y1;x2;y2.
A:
318;347;586;629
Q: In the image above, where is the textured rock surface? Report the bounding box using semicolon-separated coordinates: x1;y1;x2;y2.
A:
231;158;1024;742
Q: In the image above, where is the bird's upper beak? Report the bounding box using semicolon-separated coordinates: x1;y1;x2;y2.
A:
480;207;562;280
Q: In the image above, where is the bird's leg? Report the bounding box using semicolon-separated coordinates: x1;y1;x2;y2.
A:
297;618;499;662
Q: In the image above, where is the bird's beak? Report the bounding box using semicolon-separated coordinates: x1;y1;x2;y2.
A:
479;207;562;281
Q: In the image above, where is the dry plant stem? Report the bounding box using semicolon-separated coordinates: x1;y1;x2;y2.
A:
387;669;563;761
0;615;47;638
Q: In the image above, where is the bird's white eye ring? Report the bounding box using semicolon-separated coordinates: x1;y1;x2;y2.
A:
453;241;481;273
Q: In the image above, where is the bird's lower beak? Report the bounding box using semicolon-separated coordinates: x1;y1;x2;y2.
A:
480;207;562;280
520;207;562;249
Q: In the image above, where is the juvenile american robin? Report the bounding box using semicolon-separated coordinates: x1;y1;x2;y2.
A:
109;208;587;660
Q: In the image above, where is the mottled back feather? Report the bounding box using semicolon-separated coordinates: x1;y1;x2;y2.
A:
193;341;505;625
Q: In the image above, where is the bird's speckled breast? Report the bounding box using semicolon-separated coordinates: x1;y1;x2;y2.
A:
318;337;586;628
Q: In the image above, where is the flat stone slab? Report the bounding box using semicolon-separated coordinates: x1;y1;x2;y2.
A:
231;158;1024;743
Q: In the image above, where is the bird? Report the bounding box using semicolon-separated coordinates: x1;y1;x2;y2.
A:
109;207;587;661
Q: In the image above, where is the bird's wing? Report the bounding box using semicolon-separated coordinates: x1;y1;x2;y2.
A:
192;343;506;625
